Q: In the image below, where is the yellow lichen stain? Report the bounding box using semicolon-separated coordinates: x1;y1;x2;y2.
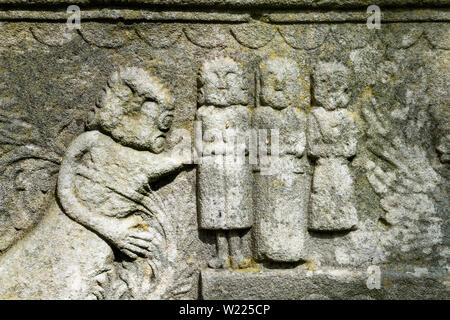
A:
318;51;326;59
134;223;149;231
306;260;318;271
270;179;283;187
268;52;280;61
125;10;146;20
295;105;306;113
1;292;19;300
349;110;363;124
225;256;233;270
360;86;374;99
305;103;314;113
234;257;261;273
347;57;354;66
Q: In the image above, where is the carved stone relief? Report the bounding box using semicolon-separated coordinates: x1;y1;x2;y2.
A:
57;67;189;299
308;61;359;231
252;57;310;263
196;57;253;269
0;1;448;300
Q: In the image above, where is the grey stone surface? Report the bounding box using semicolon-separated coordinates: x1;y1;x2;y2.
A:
0;2;449;300
201;267;449;300
0;0;448;8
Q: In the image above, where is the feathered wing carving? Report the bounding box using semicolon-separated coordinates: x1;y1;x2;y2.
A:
0;75;63;253
362;88;443;262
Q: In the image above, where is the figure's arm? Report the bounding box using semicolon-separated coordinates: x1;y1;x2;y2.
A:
58;131;114;234
57;131;154;259
340;111;360;158
307;111;322;159
287;131;306;158
143;149;191;183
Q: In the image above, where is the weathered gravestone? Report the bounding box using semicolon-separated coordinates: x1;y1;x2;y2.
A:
0;0;448;299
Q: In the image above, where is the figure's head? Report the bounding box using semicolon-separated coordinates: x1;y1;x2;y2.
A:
198;57;248;107
259;57;303;110
313;61;351;110
88;67;174;153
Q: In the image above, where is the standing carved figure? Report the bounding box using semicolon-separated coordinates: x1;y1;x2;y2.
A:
252;57;310;262
196;57;252;269
58;67;188;299
308;61;359;231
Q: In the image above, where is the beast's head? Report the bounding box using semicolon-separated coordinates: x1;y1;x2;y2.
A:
88;67;174;153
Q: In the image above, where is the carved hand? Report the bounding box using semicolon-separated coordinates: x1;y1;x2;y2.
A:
106;215;157;259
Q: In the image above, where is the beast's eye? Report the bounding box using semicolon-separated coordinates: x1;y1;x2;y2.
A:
141;101;160;119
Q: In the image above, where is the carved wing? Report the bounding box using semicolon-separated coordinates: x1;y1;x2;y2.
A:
362;91;443;261
0;117;62;253
0;75;87;253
